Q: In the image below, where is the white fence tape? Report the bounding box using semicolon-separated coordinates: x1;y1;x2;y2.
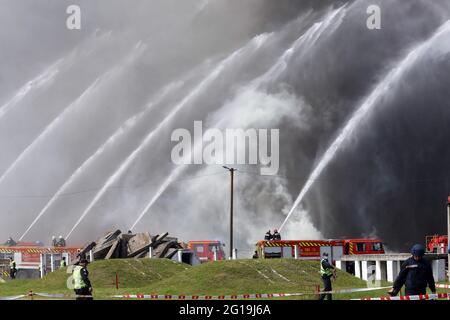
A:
352;292;450;300
34;292;92;299
114;286;391;300
0;286;391;300
0;295;26;300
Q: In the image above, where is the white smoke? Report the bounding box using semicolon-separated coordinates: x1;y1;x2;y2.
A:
147;85;323;252
2;0;450;253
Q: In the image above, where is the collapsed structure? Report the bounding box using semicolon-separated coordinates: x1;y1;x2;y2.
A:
0;230;197;279
75;230;185;263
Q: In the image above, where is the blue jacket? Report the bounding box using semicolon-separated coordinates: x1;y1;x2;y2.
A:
393;257;435;293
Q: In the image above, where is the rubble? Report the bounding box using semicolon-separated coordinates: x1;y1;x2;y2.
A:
75;230;184;263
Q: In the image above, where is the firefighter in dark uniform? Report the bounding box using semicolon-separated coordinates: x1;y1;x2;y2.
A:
272;229;281;240
5;237;16;246
388;244;436;297
9;258;17;279
264;230;272;241
57;236;66;247
73;258;93;300
318;252;336;300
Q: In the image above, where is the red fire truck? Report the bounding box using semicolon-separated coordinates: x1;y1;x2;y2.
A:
255;238;384;261
0;243;81;279
187;240;226;263
426;235;448;254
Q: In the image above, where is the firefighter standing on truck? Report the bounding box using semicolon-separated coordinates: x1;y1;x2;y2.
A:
272;229;281;240
318;252;336;300
388;244;436;297
73;258;93;300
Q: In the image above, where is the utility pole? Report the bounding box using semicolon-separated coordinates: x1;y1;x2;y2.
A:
223;166;236;259
447;196;450;281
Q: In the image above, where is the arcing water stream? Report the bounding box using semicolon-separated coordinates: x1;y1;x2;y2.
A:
3;1;450;250
279;20;450;231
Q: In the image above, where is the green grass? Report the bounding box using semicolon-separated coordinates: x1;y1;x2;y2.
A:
135;259;361;296
1;258;443;300
0;259;189;299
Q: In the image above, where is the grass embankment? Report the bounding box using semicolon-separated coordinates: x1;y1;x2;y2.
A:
0;259;188;299
2;258;443;300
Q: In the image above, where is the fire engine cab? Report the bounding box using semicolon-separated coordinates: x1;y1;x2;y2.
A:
255;238;384;262
426;235;449;254
187;240;226;263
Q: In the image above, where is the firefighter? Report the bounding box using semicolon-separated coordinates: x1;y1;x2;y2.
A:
5;237;16;246
388;244;436;297
73;258;93;300
264;230;272;241
9;258;17;279
60;257;67;268
318;252;336;301
57;235;66;247
52;236;57;247
273;229;281;240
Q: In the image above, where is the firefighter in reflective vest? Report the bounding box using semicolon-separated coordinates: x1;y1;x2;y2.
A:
318;252;336;300
72;258;93;300
9;258;17;279
60;257;67;268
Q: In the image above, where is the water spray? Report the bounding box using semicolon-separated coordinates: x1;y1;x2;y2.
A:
279;20;450;232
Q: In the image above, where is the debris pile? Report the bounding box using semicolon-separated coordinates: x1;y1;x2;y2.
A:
75;230;183;263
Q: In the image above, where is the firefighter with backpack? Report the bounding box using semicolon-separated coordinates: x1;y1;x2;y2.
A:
72;258;93;300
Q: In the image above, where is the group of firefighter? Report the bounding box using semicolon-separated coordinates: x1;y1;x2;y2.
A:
264;229;282;241
4;235;66;248
318;243;436;300
3;234;438;300
258;230;436;300
4;236;93;300
51;235;67;247
7;256;92;300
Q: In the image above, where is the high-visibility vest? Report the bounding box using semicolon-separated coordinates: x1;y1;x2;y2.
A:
320;259;333;277
73;266;87;289
60;260;66;267
10;260;16;269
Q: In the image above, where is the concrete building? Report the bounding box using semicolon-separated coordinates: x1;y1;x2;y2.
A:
336;253;447;282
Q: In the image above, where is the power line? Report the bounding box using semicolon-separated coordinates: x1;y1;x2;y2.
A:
239;170;450;184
